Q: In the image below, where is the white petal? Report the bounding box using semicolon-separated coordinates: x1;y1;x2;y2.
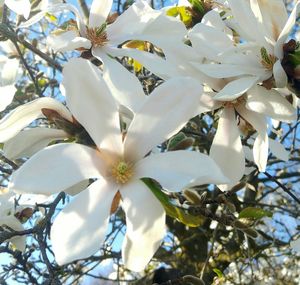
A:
5;0;31;19
274;1;300;59
245;85;296;122
197;92;222;114
51;179;117;265
236;105;269;171
210;107;245;188
62;58;123;159
191;63;266;79
273;60;288;88
135;150;229;192
106;0;160;44
189;23;233;60
0;97;72;142
0;85;16;112
107;1;186;48
9;143;105;195
3;128;67;159
1;58;19;85
124;77;203;162
47;31;91;52
105;46;179;81
228;0;267;46
253;132;268;172
269;138;289;161
214;76;259;102
19;3;86;32
202;10;232;35
236;104;268;135
120;179;165;272
249;0;287;45
93;48;146;113
89;0;112;28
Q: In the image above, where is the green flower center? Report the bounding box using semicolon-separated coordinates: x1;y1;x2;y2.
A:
111;161;133;184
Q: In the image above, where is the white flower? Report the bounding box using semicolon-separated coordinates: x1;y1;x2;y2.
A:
194;85;296;190
0;55;19;112
186;0;300;98
0;189;26;251
225;0;300;88
9;58;229;271
21;0;187;112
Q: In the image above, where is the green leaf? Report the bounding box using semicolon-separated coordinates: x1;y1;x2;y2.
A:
239;207;272;220
213;268;224;278
166;7;179;17
188;0;205;14
142;178;204;227
166;7;192;26
288;50;300;67
177;7;192;26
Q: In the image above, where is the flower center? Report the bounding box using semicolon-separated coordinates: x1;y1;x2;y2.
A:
111;161;133;184
260;47;276;70
86;23;108;48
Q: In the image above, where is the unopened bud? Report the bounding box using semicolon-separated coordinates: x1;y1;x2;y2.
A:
15;207;34;223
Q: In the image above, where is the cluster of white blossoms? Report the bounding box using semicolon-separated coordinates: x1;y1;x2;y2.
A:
0;0;299;273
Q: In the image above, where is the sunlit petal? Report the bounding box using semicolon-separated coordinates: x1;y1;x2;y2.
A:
47;31;91;52
273;60;288;88
93;48;146;113
124;77;203;162
62;58;123;159
0;85;16;112
9;143;105;195
214;76;259;102
3;128;67;159
52;179;117;265
89;0;112;28
245;85;296;122
135;150;229;192
120;179;165;272
210;107;245;189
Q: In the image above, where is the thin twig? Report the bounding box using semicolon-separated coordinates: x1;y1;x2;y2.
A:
263;172;300;204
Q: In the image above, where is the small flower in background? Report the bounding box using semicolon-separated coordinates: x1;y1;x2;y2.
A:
0;188;26;251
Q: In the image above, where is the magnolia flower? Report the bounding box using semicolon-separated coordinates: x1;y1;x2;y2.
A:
0;189;26;251
0;0;31;19
21;0;187;111
191;1;300;93
9;58;228;271
0;97;71;159
201;85;296;190
0;55;19;112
